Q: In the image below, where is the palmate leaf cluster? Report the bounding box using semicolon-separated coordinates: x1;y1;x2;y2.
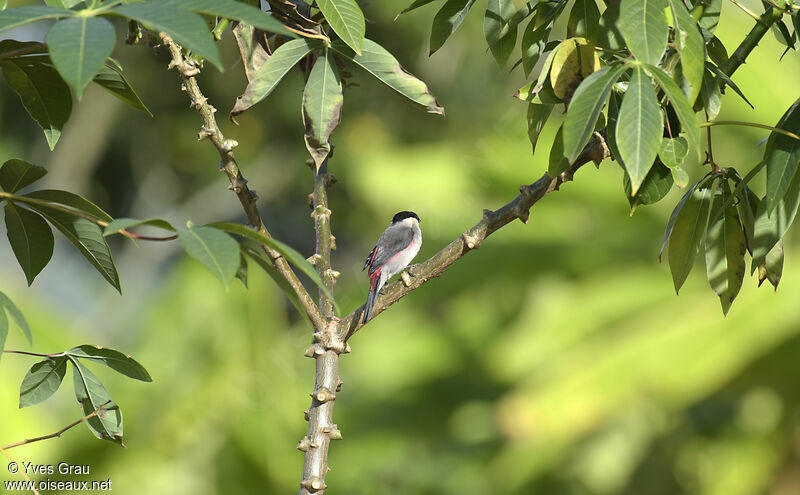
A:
400;0;800;315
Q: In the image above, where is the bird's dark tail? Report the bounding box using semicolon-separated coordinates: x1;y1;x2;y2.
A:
363;277;379;323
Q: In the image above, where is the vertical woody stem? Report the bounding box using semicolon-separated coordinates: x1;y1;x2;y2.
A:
299;160;345;494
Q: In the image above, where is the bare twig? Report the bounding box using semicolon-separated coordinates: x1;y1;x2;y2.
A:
336;131;611;341
158;33;324;329
1;401;111;451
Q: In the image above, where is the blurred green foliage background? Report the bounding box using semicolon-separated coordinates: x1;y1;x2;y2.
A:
2;1;800;494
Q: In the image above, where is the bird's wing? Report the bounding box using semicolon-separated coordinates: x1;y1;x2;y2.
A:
366;223;414;275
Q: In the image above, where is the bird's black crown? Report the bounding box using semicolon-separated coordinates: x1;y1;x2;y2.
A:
392;211;420;223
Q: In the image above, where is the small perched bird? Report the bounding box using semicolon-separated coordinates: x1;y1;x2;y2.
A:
362;211;422;323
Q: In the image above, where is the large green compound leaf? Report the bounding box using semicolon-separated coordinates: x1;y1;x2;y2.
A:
765;98;800;214
4;203;54;286
19;356;67;408
46;17;116;99
331;39;444;115
563;64;628;163
317;0;365;54
176;223;240;291
302;48;343;172
429;0;478;55
615;65;663;195
669;182;713;293
704;184;746;315
231;38;318;117
115;1;223;70
618;0;668;65
0;59;72;150
70;357;123;444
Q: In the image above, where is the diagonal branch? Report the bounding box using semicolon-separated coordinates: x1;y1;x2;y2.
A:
336;131;610;342
158;33;324;328
1;401;111;450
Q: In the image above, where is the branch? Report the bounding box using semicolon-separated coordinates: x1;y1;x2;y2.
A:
158;33;324;329
719;6;782;82
0;401;111;450
298;160;346;495
336;131;610;342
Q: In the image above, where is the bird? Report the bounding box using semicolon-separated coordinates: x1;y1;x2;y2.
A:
362;211;422;323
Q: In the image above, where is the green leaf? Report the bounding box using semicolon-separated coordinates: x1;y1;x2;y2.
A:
521;21;550;77
548;125;570;177
527;102;553;155
0;59;72;150
93;64;152;116
103;217;175;236
19;357;67;408
658;136;688;168
397;0;440;17
646;64;702;159
0;158;47;193
4;203;54;286
698;66;720;119
704;183;746;315
758;239;783;290
618;0;668;65
429;0;478;55
302;48;343;172
706;63;753;109
231;38;317;117
0;5;71;33
70;357;123;444
46;17;115;99
67;345;151;382
624;159;673;212
317;0;365;54
616;65;663;195
166;0;293;36
484;0;517;68
668;181;713;292
22;189;113;223
563;64;627;162
28;206;120;292
765;98;800;214
207;221;338;311
176;223;240;291
0;309;5;361
115;1;223;70
567;0;600;41
0;290;32;344
696;0;721;35
752;174;800;271
330;39;444;115
735;183;758;255
667;0;704;104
